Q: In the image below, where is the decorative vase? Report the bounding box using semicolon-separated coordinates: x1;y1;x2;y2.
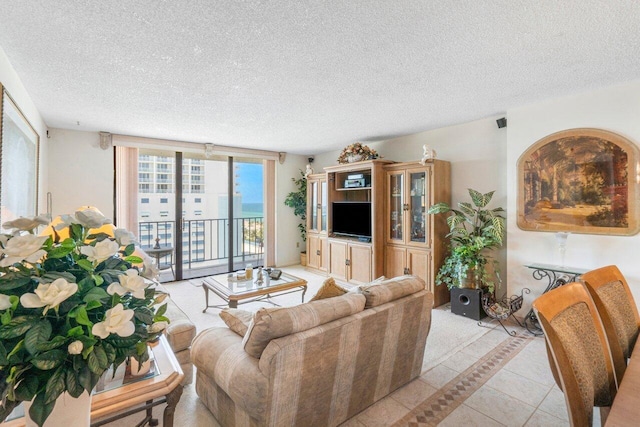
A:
130;357;152;376
24;391;92;427
300;252;307;266
347;154;363;163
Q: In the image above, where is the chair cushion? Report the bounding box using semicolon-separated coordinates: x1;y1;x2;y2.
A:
164;299;196;353
597;279;640;358
359;275;425;308
309;277;347;301
242;292;366;358
220;308;254;337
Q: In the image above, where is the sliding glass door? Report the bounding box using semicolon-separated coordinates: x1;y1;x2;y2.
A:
135;149;264;281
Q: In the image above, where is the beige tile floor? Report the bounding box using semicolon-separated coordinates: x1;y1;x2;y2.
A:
340;327;571;427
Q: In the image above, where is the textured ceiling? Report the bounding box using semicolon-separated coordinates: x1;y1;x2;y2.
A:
0;1;639;155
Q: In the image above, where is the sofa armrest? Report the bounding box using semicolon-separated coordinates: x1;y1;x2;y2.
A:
191;327;270;420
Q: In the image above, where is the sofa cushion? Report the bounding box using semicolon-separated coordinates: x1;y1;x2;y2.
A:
242;292;366;358
359;275;425;308
310;277;347;301
220;308;254;337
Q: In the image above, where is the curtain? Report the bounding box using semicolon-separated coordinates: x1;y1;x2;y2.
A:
115;146;139;235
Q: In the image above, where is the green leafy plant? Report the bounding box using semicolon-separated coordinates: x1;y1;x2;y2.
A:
0;209;169;426
428;189;505;294
284;170;307;243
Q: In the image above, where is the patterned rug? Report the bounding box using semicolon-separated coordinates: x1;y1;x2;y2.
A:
392;335;532;426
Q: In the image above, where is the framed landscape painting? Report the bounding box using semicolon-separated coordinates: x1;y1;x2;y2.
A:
0;83;40;232
517;128;640;235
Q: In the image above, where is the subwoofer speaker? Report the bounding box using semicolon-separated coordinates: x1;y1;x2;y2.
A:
450;288;486;320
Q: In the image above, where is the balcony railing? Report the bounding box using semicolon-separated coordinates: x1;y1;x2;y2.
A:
138;217;264;274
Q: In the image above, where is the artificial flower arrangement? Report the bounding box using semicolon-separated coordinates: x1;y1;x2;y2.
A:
337;142;380;164
0;209;168;426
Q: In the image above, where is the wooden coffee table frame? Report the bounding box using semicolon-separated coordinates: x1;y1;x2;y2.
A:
202;272;308;310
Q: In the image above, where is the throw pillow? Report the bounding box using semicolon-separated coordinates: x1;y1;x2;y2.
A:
220;308;254;337
359;275;426;308
309;277;348;301
348;275;386;294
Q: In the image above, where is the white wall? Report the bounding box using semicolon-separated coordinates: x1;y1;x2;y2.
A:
506;80;640;310
0;46;48;217
276;154;308;266
313;117;508;294
47;129;113;217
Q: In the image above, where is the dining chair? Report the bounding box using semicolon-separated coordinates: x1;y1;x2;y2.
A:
533;282;617;427
582;265;640;386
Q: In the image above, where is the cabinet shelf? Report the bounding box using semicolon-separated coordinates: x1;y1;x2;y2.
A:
336;186;372;191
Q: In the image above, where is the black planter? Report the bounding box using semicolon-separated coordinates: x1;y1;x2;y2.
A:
450;287;486;320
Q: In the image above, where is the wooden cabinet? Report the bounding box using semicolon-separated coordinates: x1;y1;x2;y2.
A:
306;174;328;272
385;246;430;284
328;239;372;284
384;161;451;306
307;234;327;271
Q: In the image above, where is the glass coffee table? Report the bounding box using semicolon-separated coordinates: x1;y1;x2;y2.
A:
2;336;183;427
202;271;308;310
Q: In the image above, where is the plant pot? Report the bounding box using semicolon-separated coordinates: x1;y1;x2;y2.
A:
347;154;363;163
24;391;92;427
300;252;307;266
457;264;481;289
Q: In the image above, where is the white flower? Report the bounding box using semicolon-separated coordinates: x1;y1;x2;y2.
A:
0;235;48;267
20;278;78;314
54;214;79;230
81;239;120;264
114;228;137;246
75;209;111;229
107;269;148;299
68;340;83;355
92;303;135;339
140;253;159;281
0;294;11;310
148;321;168;333
2;215;49;232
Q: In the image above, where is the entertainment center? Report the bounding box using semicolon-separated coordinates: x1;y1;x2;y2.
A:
306;158;451;306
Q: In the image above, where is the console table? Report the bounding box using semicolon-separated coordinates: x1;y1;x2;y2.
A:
522;263;589;335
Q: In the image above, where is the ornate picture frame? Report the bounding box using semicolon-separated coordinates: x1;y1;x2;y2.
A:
517;128;639;235
0;83;40;231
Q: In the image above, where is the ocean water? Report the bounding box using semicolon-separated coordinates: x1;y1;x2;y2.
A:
242;202;263;217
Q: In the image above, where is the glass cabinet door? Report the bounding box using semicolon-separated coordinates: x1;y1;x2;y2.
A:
320;180;327;232
409;171;427;243
310;181;318;231
388;172;404;241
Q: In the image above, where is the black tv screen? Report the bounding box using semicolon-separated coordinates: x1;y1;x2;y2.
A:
332;202;372;238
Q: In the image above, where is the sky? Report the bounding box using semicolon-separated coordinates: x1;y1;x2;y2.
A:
236;162;263;204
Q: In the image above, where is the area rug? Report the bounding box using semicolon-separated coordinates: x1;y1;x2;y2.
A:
392;335;532;426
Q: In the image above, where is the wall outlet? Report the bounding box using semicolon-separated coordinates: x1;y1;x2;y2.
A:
296;242;299;248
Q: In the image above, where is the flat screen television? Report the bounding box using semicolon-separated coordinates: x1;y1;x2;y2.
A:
332;202;372;238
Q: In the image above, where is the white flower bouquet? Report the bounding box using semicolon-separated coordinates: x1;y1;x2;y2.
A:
0;209;168;426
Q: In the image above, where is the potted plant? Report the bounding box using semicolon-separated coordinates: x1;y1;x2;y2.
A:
284;170;307;265
428;189;505;295
0;209;168;426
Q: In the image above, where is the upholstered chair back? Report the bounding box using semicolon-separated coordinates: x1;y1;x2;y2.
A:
582;265;640;385
533;282;616;427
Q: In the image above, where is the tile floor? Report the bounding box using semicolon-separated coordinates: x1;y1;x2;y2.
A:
340;327;571;427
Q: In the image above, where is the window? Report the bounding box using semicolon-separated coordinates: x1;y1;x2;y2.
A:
157;184;171;193
160;198;168;203
139;184;151;193
195;198;201;203
140;211;150;218
160;211;169;217
195;210;202;216
141;198;149;204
